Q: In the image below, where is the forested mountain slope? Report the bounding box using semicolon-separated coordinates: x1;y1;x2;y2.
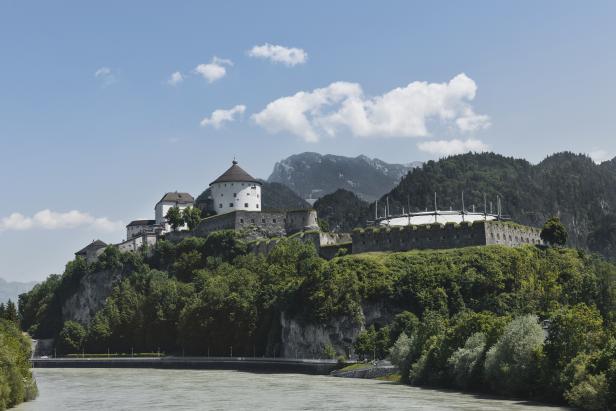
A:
316;152;616;259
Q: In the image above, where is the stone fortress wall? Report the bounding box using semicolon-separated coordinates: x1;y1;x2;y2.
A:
352;220;543;254
194;209;319;238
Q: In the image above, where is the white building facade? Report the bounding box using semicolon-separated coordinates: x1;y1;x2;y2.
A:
210;160;262;215
155;192;195;233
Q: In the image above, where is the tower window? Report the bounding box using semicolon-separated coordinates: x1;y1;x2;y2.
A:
233;193;236;197
229;203;233;207
256;204;259;208
245;203;249;208
219;203;223;209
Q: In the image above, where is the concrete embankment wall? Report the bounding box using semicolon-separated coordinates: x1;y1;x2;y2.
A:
31;357;339;375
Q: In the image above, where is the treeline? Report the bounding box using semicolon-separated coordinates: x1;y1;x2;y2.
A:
18;233;616;409
0;320;37;410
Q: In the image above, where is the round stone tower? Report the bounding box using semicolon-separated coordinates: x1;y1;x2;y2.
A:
209;160;262;215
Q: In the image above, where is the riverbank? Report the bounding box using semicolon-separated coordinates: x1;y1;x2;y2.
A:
31;356;339;375
331;362;398;380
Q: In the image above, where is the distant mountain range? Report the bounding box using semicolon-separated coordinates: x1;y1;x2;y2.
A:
0;278;37;304
313;151;616;260
268;152;421;202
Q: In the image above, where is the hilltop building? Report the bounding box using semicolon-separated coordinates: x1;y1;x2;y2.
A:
75;240;107;263
155;192;194;233
210;160;262;214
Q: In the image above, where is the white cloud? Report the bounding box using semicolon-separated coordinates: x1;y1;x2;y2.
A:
417;138;489;157
0;210;123;233
589;149;611;164
194;56;233;83
252;73;490;142
167;71;184;86
248;43;307;66
94;66;116;87
200;105;246;128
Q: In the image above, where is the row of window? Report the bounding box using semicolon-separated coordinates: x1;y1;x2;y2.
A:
219;203;260;209
220;183;258;188
220;192;260;198
239;218;279;224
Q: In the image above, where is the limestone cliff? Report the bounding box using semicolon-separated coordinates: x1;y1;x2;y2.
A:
274;302;393;359
61;268;123;325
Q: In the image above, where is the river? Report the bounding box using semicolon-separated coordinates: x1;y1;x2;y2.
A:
15;369;570;410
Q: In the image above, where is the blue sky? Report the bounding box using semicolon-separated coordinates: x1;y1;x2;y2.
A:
1;1;615;282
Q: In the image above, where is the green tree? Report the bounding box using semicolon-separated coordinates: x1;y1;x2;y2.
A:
541;216;568;246
182;207;202;231
545;304;605;372
3;300;18;325
165;206;184;231
57;321;86;354
389;333;412;370
484;315;545;396
448;332;487;389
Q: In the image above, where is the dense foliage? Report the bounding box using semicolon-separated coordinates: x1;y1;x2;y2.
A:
19;235;616;409
0;320;37;410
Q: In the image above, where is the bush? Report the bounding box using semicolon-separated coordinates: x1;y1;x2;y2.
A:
448;332;486;389
389;333;411;370
484;315;545;396
565;373;608;411
0;320;37;409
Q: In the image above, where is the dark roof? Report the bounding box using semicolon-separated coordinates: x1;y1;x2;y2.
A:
210;160;261;185
76;240;107;255
127;219;156;227
157;192;194;204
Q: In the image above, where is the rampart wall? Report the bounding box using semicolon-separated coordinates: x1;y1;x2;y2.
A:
351;221;543;254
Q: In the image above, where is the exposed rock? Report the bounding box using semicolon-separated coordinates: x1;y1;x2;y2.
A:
61;269;122;325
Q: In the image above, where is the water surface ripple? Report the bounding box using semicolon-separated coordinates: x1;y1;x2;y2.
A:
16;368;571;410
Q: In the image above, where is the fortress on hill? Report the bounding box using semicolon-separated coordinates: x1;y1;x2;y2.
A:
76;160;544;262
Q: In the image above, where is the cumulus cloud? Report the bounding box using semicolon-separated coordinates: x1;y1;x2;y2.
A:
194;57;233;83
200;105;246;128
94;66;116;87
167;71;184;86
248;43;307;66
589;149;612;164
417;138;489;156
252;73;490;142
0;210;123;233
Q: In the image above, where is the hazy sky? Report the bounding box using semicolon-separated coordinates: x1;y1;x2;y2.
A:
1;1;615;282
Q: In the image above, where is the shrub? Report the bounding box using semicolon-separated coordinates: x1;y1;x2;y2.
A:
389;333;411;370
484;315;545;396
448;332;486;389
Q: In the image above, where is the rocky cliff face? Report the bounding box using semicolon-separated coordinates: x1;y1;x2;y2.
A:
275;302;393;359
268;152;420;202
61;268;123;325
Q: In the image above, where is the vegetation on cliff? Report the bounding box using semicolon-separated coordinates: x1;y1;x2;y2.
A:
18;233;616;409
0;320;37;410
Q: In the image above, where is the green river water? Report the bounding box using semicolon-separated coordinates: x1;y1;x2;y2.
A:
15;368;572;410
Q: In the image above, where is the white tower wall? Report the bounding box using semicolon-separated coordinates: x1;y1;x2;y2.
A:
211;182;262;215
